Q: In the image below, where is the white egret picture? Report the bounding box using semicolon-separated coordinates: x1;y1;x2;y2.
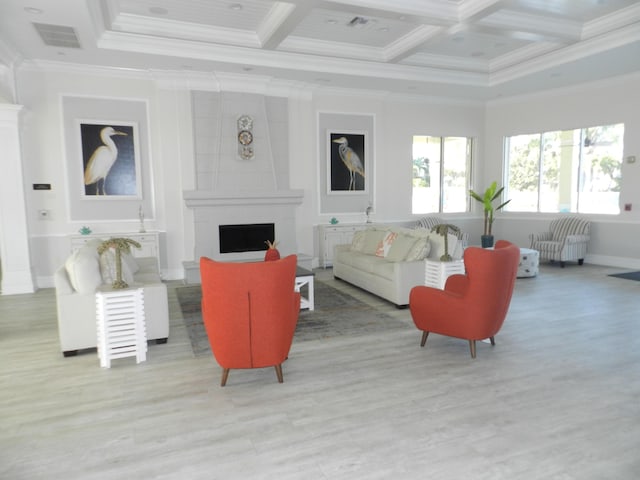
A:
328;131;366;194
80;122;141;197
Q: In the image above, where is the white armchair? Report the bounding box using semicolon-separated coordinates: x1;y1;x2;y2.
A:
54;239;169;356
529;216;591;267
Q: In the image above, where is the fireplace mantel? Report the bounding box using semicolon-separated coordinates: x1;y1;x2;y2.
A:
183;189;304;208
182;188;306;283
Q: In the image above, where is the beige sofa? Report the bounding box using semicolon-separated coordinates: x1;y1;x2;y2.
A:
54;238;169;356
333;225;462;307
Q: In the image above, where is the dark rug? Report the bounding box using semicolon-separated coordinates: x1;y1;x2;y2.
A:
608;271;640;281
176;280;405;357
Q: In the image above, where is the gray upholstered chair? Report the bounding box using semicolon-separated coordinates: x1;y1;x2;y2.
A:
529;216;591;267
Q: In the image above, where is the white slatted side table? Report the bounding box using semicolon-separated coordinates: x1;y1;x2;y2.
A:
96;287;147;368
424;259;465;289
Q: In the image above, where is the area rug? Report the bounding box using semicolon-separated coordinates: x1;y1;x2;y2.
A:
608;271;640;281
176;280;405;357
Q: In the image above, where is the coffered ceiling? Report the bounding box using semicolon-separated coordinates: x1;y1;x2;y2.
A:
1;0;639;100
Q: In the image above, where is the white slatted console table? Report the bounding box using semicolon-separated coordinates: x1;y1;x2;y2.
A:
424;259;465;289
96;286;147;368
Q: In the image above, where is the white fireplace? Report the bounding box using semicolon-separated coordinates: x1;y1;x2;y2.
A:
183;189;304;282
183;90;303;283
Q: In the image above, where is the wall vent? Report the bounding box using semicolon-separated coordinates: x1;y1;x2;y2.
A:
33;23;81;48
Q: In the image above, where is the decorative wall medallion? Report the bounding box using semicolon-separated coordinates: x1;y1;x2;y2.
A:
239;146;254;160
237;114;254;160
238;130;253;145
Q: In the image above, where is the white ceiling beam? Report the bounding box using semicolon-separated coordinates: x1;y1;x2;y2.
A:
97;29;487;87
383;25;444;63
258;2;311;50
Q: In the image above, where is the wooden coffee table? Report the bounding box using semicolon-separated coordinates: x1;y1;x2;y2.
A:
295;266;315;310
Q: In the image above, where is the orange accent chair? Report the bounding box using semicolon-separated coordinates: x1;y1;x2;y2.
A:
409;240;520;358
200;254;300;386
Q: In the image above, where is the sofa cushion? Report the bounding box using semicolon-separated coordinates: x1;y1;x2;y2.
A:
350;230;367;252
427;233;461;260
375;231;398;257
371;260;395;280
122;251;140;274
385;234;418;262
361;228;388;255
350;252;383;273
64;240;103;294
405;236;431;261
99;249;136;285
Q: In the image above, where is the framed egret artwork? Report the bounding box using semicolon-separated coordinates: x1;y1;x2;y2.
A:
79;121;141;198
327;130;367;194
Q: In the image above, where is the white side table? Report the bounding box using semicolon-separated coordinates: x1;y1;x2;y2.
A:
425;259;465;289
96;286;147;368
295;267;315;311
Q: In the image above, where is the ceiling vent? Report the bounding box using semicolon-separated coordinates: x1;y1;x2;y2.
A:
347;16;369;28
33;23;81;48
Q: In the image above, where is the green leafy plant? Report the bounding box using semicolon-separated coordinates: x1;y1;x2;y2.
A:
469;181;511;236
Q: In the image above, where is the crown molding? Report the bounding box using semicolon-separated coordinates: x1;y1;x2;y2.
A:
487;70;640;106
478;8;582;42
490;22;640;85
583;2;640;39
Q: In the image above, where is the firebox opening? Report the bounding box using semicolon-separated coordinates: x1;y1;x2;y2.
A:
219;223;275;254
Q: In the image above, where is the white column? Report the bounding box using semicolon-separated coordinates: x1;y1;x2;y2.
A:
0;104;35;294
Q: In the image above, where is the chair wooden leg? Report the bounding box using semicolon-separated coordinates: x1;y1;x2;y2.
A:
420;331;429;347
469;340;476;358
490;336;495;346
274;364;284;383
221;368;230;387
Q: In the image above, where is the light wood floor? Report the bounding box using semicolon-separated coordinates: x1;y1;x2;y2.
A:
1;263;639;479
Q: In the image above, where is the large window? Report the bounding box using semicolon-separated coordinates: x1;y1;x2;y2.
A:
412;136;472;214
505;124;624;214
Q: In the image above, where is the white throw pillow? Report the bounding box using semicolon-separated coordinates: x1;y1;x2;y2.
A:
99;249;135;285
427;233;459;260
121;251;140;274
405;237;431;261
375;231;398;257
385;234;418;262
361;229;388;255
350;230;366;252
65;247;102;294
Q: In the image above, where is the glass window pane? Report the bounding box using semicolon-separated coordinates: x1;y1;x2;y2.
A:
412;136;441;214
578;124;624;214
506;134;540;212
442;137;469;213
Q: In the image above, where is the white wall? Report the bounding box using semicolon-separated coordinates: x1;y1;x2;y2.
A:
295;91;485;263
485;73;640;267
7;65;640;292
16;66;192;285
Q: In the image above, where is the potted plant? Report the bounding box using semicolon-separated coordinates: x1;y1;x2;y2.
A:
469;181;511;248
